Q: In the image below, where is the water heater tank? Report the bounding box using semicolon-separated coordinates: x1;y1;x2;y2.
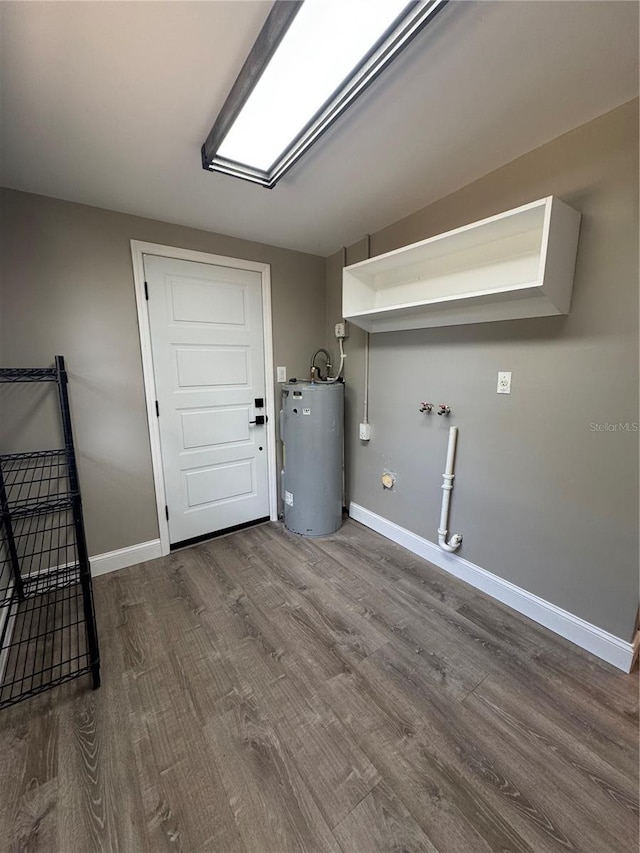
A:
280;381;344;536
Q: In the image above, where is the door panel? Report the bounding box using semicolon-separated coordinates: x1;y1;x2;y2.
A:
144;254;269;544
181;408;251;449
185;460;254;506
175;346;250;387
171;279;247;325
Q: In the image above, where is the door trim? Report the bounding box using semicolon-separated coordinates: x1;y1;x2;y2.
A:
130;240;278;556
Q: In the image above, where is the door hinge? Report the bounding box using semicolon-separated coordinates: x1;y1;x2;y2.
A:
165;505;169;521
144;281;149;301
155;400;159;417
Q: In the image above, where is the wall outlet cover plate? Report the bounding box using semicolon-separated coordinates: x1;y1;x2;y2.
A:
497;371;512;394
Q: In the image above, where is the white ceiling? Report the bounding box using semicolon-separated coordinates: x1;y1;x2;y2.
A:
1;1;637;257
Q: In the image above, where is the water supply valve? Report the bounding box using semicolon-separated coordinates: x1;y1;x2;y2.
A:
437;404;451;416
419;401;433;413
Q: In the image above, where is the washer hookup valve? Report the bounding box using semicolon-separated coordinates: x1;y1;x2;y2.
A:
437;404;451;416
419;401;433;413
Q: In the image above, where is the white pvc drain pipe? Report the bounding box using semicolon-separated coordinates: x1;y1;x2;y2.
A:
438;426;463;552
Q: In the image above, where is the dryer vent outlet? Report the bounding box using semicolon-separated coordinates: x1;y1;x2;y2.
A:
381;471;396;490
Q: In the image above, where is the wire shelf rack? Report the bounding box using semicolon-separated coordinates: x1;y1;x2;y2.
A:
0;367;58;383
0;450;75;516
0;357;100;709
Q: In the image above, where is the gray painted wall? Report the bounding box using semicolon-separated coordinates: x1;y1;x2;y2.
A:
1;101;637;643
325;100;639;641
0;189;326;556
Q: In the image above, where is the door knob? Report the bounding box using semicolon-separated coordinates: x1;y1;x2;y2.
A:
249;415;265;426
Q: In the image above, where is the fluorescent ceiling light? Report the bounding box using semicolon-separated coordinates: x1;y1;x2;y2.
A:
218;0;408;171
202;0;449;188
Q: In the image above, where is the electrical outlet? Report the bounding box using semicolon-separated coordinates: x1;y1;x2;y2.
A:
359;423;371;441
335;321;347;339
497;371;512;394
277;366;287;383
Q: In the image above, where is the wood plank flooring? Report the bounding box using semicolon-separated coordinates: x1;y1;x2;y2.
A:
0;519;637;852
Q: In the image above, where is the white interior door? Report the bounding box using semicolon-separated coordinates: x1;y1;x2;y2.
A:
143;254;270;544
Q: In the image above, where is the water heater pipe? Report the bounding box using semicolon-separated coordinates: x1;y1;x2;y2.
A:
438;426;463;552
325;338;345;383
310;348;332;379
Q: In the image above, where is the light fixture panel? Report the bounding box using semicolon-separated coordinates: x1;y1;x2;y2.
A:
202;0;449;188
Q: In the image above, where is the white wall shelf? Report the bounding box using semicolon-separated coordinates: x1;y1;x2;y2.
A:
342;196;581;333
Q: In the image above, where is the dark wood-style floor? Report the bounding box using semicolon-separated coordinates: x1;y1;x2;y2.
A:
0;519;637;852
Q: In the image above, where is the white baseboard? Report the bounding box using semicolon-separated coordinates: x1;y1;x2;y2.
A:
90;539;163;577
349;502;635;673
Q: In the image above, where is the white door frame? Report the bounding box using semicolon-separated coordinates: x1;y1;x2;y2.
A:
130;240;278;556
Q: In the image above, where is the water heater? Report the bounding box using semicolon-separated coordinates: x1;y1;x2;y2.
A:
280;381;344;536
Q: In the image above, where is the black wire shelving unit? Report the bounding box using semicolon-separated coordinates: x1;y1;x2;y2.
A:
0;356;100;709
